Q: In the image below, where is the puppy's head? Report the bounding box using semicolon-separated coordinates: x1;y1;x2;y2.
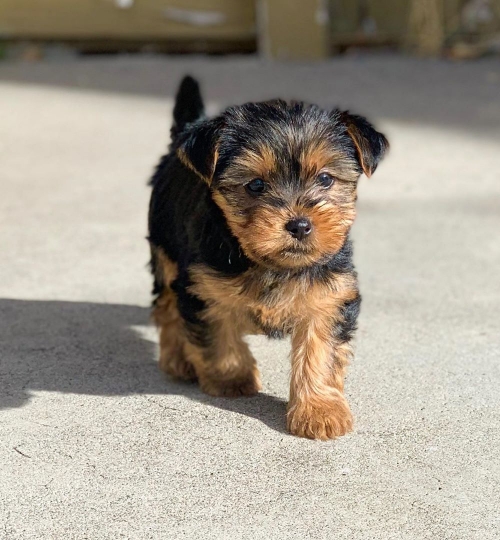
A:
177;101;388;269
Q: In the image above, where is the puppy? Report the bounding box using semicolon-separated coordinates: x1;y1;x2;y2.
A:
148;76;388;440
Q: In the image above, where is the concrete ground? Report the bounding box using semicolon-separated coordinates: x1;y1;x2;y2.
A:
1;55;499;540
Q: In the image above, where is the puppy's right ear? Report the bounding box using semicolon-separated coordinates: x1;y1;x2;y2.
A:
176;118;222;184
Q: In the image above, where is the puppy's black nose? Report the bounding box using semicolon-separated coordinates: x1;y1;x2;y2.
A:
285;217;312;241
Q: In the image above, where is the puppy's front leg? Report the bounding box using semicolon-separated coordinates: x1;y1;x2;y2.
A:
287;316;354;440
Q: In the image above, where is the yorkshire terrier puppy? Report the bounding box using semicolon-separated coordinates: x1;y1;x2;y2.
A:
148;76;388;440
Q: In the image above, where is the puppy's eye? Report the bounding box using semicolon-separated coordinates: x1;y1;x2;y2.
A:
245;178;266;195
317;172;335;188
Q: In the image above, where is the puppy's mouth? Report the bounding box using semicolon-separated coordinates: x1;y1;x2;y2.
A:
280;246;312;256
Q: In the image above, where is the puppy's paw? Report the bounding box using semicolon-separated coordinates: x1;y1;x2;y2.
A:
199;369;262;398
159;350;197;382
287;396;353;440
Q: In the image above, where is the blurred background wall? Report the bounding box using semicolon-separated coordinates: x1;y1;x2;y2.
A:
1;0;499;60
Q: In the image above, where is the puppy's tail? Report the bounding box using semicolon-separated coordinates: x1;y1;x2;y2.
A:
171;76;204;139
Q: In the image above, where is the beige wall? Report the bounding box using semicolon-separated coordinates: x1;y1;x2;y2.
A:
0;0;256;40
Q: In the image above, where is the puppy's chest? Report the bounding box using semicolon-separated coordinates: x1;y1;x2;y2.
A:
253;274;356;333
246;278;315;336
190;266;355;336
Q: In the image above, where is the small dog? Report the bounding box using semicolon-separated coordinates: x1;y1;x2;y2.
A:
148;76;388;440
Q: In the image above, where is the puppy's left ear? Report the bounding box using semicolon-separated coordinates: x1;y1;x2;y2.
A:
177;118;222;184
342;112;389;177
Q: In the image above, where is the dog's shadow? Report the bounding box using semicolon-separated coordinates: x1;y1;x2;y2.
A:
0;298;288;433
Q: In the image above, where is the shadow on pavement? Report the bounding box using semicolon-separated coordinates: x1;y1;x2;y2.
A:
0;298;288;434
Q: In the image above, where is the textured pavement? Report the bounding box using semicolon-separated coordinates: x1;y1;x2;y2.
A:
1;55;499;539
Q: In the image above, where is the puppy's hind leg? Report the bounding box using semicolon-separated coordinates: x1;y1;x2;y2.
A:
153;290;197;382
152;251;196;382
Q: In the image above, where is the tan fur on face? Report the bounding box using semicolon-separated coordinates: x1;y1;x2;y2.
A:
230;145;276;179
212;190;247;229
212;136;359;269
300;140;347;180
213;195;356;269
